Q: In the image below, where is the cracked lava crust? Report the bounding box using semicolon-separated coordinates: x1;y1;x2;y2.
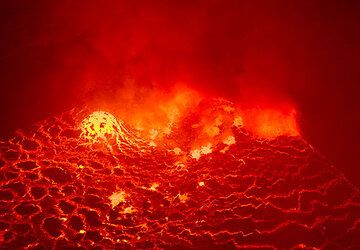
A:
0;100;359;249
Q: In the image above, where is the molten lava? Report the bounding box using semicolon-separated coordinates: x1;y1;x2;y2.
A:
80;111;125;143
0;95;359;249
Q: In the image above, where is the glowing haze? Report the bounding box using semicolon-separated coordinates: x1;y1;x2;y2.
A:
0;0;302;141
83;83;299;152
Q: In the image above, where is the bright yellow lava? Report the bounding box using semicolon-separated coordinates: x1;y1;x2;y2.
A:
80;111;139;151
233;116;244;128
123;206;135;214
149;183;159;191
178;193;188;203
190;143;213;160
80;111;123;142
109;191;126;208
223;135;236;145
173;147;182;155
190;149;201;160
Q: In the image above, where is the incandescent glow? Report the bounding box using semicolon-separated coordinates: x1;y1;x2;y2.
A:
149;183;159;191
80;111;123;142
233;116;244;128
173;147;182;155
190;143;213;160
178;193;188;203
243;109;299;139
79;111;140;151
81;90;300;155
96;85;201;142
223;135;236;145
123;206;135;214
109;191;126;208
2;97;356;250
190;150;201;160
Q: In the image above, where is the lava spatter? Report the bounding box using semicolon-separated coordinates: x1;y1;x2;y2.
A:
0;100;359;249
80;111;145;156
80;111;128;143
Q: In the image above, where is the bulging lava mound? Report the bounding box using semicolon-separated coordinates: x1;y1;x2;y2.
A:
0;98;359;249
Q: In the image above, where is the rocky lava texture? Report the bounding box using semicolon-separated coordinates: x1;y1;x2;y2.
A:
0;105;359;249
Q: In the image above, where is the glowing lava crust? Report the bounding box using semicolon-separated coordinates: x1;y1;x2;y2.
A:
0;99;359;249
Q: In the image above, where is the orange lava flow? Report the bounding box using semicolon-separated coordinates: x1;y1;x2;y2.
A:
0;96;359;249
